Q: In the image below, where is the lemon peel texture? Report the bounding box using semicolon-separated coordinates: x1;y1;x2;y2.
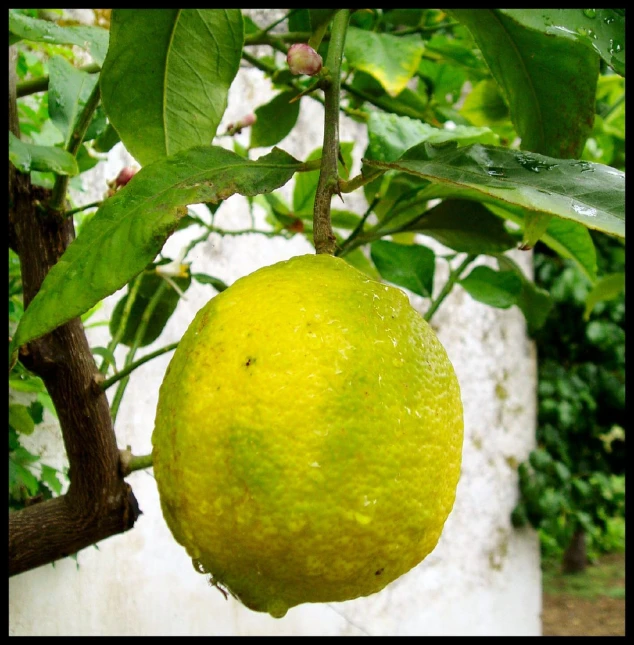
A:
152;253;463;618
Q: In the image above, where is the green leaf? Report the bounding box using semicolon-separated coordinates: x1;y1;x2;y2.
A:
364;143;625;238
345;27;424;97
9;132;78;176
9;404;35;436
90;346;118;369
496;255;553;334
365;111;498;163
40;464;63;495
583;272;625;321
27;401;44;425
100;9;244;166
12;146;301;349
370;240;435;298
192;273;229;292
110;266;191;348
487;203;597;282
450;9;599;158
9;458;40;498
8;10;109;64
48;56;99;147
498;9;625;77
461;79;510;126
459;265;522;309
250;91;301;149
92;123;121;153
405;199;516;254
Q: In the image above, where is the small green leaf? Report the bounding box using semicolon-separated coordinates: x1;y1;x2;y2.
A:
345;27;424;97
365;111;497;164
364;144;625;238
9;404;35;436
40;464;63;495
461;79;510;126
12;146;301;350
91;346;118;369
370;240;435;298
9;9;109;64
529;448;553;471
583;273;625;320
9;132;78;176
27;401;44;425
496;255;553;334
192;274;229;292
101;9;244;166
9;458;40;498
459;265;522;309
407;199;516;254
250;91;301;149
48;56;99;147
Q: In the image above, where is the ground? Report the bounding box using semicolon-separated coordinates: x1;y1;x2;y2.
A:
541;552;625;636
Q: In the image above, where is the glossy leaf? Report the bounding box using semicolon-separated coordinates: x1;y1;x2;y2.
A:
459;265;522;309
100;9;244;166
451;9;599;158
364;143;625;238
487;203;598;282
12;146;301;349
370;240;435;298
250;91;301;149
9;132;78;176
365;111;498;163
48;56;98;147
345;27;424;97
499;9;625;77
583;273;625;321
8;10;109;64
406;199;516;255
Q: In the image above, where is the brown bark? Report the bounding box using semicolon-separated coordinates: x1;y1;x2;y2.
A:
9;47;141;578
562;528;587;574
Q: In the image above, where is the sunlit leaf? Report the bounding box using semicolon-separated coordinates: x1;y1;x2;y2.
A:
13;146;301;349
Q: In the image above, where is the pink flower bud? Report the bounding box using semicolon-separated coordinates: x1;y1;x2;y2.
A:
239;113;257;128
115;166;138;188
287;43;323;76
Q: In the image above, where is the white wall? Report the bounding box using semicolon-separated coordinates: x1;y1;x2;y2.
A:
9;13;541;636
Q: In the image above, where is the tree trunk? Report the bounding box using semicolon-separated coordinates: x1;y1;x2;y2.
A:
562;528;587;574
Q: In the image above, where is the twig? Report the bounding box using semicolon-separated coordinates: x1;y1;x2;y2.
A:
101;342;179;390
424;254;476;322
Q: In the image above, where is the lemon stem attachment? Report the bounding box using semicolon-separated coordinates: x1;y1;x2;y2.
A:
313;9;350;255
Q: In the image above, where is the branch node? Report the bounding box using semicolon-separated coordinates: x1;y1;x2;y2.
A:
91;372;106;394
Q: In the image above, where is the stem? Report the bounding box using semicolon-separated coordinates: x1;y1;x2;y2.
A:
338;169;384;194
101;342;179;391
49;82;101;212
424;254;476;323
313;9;350;255
65;199;102;218
128;453;153;473
99;273;144;374
110;282;169;424
16;62;101;98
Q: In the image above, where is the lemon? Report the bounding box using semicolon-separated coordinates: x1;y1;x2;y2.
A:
152;253;463;618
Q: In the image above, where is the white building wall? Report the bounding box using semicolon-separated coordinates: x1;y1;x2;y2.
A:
9;14;541;635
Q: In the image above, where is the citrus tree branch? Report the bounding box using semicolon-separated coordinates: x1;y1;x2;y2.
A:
9;47;140;578
16;62;101;98
102;342;179;390
313;9;350;255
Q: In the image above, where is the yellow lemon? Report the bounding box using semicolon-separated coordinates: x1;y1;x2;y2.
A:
152;253;463;618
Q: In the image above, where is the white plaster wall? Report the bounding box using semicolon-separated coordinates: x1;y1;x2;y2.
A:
9;13;541;636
